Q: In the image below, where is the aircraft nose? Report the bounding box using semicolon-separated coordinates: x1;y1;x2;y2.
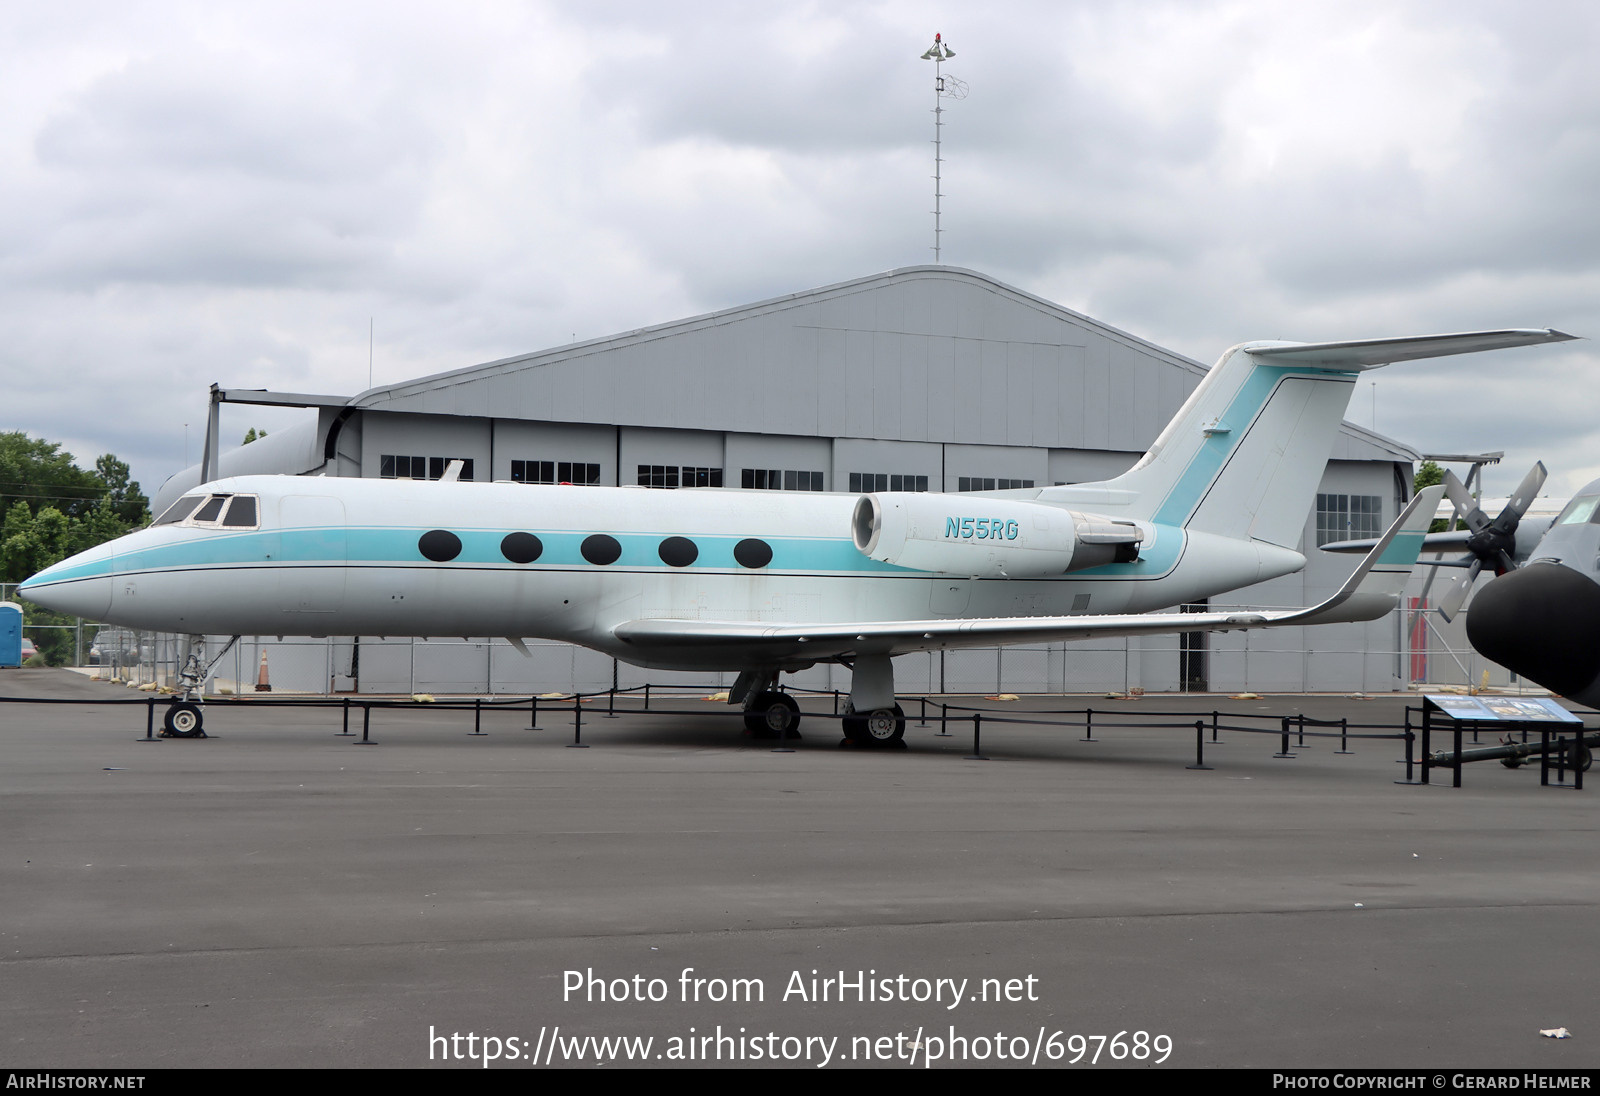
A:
17;558;114;620
1465;561;1600;698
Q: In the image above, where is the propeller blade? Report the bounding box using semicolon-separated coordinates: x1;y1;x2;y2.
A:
1438;558;1484;622
1441;470;1491;535
1490;461;1546;534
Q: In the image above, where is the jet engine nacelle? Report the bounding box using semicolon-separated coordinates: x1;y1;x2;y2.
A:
852;493;1143;578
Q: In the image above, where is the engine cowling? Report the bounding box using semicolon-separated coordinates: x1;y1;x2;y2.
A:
852;493;1143;578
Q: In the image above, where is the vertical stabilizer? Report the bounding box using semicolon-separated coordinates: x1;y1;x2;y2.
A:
1041;329;1576;548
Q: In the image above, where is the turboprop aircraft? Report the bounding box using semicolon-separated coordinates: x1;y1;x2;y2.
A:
20;328;1574;741
1450;475;1600;710
1322;461;1557;621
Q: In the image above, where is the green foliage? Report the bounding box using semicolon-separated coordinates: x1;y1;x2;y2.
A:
94;453;150;527
0;432;104;520
1414;460;1451;533
242;427;267;445
0;433;151;664
1414;460;1444;492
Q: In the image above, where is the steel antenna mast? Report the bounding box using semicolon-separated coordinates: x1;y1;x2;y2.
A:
920;33;961;262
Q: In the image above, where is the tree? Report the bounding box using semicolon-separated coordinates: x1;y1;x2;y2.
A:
242;427;268;445
0;434;152;665
0;432;104;520
1414;460;1451;534
94;453;150;527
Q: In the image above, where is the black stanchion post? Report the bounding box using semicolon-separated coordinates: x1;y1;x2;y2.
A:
356;702;376;745
530;695;539;729
1187;720;1212;770
919;697;928;727
1274;716;1294;758
1395;713;1418;785
1336;716;1351;754
937;703;950;737
1420;707;1433;785
471;697;485;736
605;687;617;719
340;696;352;737
1082;707;1096;743
833;690;839;717
644;684;651;711
569;695;588;748
964;713;986;761
1211;710;1219;744
139;696;158;742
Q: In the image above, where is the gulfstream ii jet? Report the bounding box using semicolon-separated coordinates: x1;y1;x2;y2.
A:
21;329;1573;740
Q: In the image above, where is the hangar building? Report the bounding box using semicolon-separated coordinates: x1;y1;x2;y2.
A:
155;265;1422;696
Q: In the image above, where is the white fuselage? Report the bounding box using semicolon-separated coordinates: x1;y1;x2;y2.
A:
24;475;1304;673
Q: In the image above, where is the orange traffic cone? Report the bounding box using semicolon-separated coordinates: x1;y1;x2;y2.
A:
255;651;272;692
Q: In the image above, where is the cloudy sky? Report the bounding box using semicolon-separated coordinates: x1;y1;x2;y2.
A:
4;0;1597;503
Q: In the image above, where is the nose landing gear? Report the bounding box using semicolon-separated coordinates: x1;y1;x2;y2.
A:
161;635;240;738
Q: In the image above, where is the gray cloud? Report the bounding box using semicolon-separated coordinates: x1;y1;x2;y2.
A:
0;0;1597;504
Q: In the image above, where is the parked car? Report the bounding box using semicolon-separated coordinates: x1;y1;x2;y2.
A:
19;637;38;663
89;627;141;668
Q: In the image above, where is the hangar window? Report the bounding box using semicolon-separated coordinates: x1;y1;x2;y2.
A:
638;465;724;489
849;473;929;493
512;460;601;485
742;469;825;491
957;477;1033;492
1316;493;1383;546
380;455;474;481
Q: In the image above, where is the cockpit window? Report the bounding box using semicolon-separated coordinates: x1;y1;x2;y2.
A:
191;494;231;524
153;495;206;526
221;496;258;527
1555;495;1600;525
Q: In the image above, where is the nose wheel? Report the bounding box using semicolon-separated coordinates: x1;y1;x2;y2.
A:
163;701;205;738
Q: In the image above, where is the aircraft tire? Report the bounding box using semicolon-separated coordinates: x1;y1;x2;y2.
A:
744;692;802;739
163;701;204;738
843;704;905;746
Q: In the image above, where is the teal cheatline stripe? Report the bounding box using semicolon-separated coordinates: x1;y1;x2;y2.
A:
1377;530;1426;566
1150;364;1356;528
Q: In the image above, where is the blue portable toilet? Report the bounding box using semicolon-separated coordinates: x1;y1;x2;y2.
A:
0;602;22;668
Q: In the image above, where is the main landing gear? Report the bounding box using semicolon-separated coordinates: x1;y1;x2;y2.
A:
841;703;906;747
161;635;240;738
729;657;909;749
743;690;802;739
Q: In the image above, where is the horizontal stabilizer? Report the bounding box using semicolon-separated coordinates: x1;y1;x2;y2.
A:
613;487;1444;661
1322;529;1472;556
1246;329;1578;370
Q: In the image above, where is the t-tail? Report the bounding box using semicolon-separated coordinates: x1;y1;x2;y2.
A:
1043;329;1577;547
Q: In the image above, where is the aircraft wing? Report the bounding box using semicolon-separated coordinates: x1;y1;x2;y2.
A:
613;487;1443;663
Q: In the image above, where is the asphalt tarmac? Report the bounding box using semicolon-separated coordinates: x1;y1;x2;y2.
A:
1;668;1596;1070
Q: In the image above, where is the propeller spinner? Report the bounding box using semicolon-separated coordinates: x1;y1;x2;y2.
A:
1434;461;1546;621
